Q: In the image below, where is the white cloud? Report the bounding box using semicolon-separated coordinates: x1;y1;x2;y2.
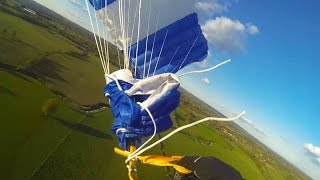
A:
201;77;211;85
304;143;320;165
201;17;259;54
193;50;212;69
68;0;83;9
194;59;209;69
246;23;259;34
304;143;320;160
68;0;87;13
304;144;320;157
241;116;253;125
254;126;266;136
195;0;228;15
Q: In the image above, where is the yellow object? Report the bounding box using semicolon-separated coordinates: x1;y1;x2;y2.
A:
128;145;137;180
115;147;192;178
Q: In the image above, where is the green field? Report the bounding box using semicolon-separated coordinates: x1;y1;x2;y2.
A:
0;1;310;180
0;6;107;105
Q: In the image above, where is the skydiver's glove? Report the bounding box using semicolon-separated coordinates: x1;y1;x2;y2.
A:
175;156;243;180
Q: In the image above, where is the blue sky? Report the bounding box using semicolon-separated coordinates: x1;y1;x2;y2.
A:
33;0;320;178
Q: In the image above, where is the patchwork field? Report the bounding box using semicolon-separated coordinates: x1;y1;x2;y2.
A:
0;1;310;180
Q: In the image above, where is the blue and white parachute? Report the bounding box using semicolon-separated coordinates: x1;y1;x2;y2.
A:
87;0;208;149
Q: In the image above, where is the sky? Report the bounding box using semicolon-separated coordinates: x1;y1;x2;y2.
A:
33;0;320;179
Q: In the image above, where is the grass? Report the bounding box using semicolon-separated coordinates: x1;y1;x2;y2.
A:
0;11;78;67
30;112;166;180
0;9;108;105
0;70;66;179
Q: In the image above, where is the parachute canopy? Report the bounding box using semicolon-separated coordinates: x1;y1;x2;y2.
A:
89;0;208;78
88;0;208;149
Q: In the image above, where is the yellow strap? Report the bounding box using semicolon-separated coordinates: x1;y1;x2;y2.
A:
114;147;192;174
128;145;137;180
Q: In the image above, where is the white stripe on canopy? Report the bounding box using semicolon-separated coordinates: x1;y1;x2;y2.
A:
97;0;195;49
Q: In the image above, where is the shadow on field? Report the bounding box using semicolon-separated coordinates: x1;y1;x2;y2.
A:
27;57;68;83
1;63;34;83
49;115;113;140
0;86;16;96
66;51;90;61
